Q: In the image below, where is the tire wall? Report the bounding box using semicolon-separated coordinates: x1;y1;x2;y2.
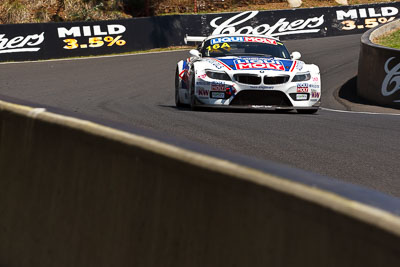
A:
358;19;400;107
1;101;400;267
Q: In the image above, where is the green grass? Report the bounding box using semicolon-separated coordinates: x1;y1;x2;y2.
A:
375;30;400;49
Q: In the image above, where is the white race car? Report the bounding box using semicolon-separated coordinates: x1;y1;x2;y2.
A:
175;34;321;113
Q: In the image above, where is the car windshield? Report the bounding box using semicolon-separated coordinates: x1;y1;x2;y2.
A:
201;36;290;59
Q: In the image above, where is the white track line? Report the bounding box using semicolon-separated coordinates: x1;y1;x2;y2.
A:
321;107;400;116
0;49;190;65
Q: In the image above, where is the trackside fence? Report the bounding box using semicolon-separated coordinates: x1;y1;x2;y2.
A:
1;2;400;61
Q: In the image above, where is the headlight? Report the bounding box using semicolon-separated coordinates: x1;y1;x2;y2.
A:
206;70;231;81
292;72;311;82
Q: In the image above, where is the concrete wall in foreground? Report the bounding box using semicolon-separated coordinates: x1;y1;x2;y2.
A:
358;19;400;108
1;100;400;267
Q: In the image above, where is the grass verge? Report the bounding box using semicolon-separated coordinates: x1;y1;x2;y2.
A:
374;30;400;49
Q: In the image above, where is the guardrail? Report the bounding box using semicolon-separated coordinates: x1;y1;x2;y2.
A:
2;99;400;266
358;19;400;107
1;2;400;62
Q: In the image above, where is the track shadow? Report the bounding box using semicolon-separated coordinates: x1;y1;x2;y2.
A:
337;76;374;105
159;104;299;114
336;76;400;110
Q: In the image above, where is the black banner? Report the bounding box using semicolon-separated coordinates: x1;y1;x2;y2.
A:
1;2;400;62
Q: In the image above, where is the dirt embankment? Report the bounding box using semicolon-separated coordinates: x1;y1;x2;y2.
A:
0;0;390;24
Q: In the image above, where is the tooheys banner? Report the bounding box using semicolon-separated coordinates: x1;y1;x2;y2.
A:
0;2;400;62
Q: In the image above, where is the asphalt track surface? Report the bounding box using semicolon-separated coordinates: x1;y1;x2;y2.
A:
1;34;400;197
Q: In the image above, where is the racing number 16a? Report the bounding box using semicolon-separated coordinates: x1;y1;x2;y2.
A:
206;43;230;51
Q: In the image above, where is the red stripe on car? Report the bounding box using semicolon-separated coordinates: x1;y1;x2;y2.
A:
290;61;297;72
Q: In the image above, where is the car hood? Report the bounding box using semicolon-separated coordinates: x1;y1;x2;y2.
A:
201;56;303;73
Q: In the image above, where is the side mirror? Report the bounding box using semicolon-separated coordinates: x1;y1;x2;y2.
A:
190;49;201;58
291;51;301;60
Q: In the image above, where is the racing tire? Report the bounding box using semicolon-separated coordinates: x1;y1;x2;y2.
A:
189;71;198;111
297;109;318;114
175;67;184;107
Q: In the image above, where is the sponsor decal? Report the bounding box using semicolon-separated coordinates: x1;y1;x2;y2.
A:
297;83;309;93
252;105;273;109
211;36;277;45
235;57;275;63
312;77;319;82
211;82;226;91
0;32;45;54
211;92;225;99
296;94;308;100
196;81;210;86
210;36;243;44
210;11;325;37
58;24;127;50
296;61;304;71
236;62;284;70
309;84;320;89
204;58;226;69
198;74;207;79
250;85;274;89
311;89;320;99
382;57;400;102
244;36;277;44
197;87;209;98
337;7;397;30
234;58;284;70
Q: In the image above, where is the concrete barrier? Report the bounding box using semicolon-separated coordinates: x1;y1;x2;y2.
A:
1;99;400;267
358;19;400;107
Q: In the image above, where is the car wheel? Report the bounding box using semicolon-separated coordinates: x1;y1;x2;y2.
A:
175;67;184;107
297;109;318;114
189;71;197;111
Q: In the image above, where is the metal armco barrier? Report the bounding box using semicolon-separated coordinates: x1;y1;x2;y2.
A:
1;2;400;62
2;100;400;266
358;19;400;108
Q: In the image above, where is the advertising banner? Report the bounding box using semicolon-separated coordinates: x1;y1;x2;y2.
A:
1;2;400;62
358;25;400;108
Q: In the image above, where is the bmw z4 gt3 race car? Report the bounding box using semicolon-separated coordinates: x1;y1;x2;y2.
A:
175;34;321;114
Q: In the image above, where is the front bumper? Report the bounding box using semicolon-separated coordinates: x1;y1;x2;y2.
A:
194;82;321;109
193;96;320;111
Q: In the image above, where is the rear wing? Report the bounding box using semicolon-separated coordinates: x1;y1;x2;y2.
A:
184;35;207;44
